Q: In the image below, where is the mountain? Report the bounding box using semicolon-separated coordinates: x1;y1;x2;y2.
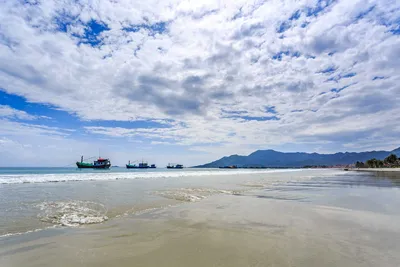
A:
196;147;400;168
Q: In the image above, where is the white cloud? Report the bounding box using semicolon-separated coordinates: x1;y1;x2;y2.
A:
0;105;52;120
0;119;72;137
0;0;399;164
0;105;37;120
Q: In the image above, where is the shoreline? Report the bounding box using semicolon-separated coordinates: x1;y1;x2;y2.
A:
349;168;400;172
348;168;400;179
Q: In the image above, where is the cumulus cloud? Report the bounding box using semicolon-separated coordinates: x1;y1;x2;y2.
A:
0;0;399;164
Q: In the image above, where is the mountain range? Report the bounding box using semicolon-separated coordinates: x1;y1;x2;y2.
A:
196;147;400;168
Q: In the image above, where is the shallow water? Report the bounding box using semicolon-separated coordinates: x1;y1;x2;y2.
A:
0;168;305;235
1;169;400;267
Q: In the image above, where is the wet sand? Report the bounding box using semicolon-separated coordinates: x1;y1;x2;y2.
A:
350;168;400;175
2;196;400;267
350;168;400;184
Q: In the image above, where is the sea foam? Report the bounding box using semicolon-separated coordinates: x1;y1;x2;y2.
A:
154;188;240;202
0;169;303;185
37;201;108;226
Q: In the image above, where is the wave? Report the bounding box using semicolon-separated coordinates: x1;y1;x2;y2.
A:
1;201;109;236
0;169;304;185
154;188;242;202
0;227;50;238
36;201;108;227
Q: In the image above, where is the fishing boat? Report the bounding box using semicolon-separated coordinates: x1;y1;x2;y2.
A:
126;160;155;169
167;163;183;169
76;156;111;169
150;164;156;168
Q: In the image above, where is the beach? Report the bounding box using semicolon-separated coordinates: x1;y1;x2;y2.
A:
1;168;400;267
350;168;400;173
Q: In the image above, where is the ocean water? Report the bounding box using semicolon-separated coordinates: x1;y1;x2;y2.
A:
1;168;400;267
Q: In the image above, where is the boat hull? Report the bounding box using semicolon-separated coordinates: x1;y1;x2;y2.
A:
76;162;111;169
126;165;149;169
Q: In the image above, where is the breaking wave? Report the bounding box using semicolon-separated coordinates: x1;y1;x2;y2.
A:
36;201;108;227
0;169;303;185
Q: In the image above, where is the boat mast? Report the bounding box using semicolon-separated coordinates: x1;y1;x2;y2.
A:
81;156;83;163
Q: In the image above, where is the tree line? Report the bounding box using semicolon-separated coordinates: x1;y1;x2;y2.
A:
355;154;400;168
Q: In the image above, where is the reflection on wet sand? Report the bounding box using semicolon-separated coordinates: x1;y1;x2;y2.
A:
2;193;400;267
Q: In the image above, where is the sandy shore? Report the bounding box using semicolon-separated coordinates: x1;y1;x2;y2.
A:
1;194;400;267
351;168;400;172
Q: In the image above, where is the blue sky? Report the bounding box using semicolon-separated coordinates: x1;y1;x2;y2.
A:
0;0;399;166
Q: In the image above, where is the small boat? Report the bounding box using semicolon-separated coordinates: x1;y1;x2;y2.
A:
76;156;111;169
126;160;157;169
219;165;238;169
126;160;149;169
167;163;183;169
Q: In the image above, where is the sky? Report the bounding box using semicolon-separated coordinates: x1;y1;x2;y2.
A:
0;0;399;167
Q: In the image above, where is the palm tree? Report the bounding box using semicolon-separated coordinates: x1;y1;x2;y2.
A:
366;158;384;168
366;158;376;168
384;154;398;165
355;161;365;168
377;160;384;168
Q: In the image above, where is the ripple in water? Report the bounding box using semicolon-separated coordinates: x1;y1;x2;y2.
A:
154;188;241;202
36;201;108;227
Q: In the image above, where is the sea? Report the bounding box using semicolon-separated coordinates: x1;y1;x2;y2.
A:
0;167;399;267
